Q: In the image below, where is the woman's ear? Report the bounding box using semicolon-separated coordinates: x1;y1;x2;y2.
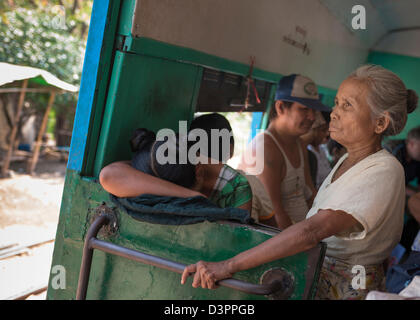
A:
374;112;390;135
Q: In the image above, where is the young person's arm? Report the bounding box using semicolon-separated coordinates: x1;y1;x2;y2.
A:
238;201;252;212
99;161;203;198
258;145;293;229
259;216;278;228
239;137;293;229
240;136;293;229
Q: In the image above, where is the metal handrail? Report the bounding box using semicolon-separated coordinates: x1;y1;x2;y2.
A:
76;214;284;300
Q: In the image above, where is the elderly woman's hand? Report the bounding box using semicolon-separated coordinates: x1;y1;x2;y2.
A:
181;260;234;289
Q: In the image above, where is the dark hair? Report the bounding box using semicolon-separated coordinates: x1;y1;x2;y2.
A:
268;100;294;121
130;128;196;188
189;113;234;162
407;126;420;142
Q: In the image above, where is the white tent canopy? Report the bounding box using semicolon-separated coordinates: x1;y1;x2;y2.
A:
0;62;78;176
0;62;78;92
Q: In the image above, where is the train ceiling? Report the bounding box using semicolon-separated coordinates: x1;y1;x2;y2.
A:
131;0;419;88
370;0;420;31
320;0;420;56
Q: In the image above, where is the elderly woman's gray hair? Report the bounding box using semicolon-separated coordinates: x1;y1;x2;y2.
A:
349;65;418;136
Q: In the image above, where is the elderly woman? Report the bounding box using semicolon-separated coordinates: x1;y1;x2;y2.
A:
181;65;419;300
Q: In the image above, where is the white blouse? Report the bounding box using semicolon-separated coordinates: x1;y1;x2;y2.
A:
306;149;405;266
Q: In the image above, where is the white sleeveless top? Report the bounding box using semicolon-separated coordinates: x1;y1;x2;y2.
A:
263;131;310;223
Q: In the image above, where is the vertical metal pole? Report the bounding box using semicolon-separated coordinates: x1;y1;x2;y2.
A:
76;214;110;300
27;91;56;175
1;79;28;177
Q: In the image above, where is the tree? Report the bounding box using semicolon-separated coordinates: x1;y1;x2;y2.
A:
0;1;93;149
1;0;92;40
0;5;90;83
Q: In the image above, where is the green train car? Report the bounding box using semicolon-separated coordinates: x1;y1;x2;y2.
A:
47;0;420;300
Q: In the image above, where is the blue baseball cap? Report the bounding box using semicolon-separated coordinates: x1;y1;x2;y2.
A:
275;74;331;112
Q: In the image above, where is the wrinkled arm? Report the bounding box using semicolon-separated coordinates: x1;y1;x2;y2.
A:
99;161;202;198
226;209;357;273
181;209;359;288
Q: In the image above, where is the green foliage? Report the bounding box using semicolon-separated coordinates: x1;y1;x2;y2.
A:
1;0;93;40
0;1;93;144
0;6;87;84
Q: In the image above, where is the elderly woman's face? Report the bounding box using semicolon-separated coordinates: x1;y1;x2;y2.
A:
329;79;377;147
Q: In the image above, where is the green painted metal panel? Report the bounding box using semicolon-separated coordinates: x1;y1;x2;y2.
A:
47;170;325;300
68;0;121;173
77;0;122;176
318;86;337;109
368;51;420;140
117;0;137;36
93;51;202;177
125;37;281;84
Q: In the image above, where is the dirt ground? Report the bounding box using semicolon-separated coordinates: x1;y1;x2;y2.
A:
0;157;66;300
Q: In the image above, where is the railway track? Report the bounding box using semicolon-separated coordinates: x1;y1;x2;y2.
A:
0;237;55;300
0;238;55;261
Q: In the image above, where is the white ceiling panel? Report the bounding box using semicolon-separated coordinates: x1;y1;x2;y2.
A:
370;0;420;30
319;0;420;56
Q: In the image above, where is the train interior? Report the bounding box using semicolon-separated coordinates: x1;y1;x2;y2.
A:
48;0;420;300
